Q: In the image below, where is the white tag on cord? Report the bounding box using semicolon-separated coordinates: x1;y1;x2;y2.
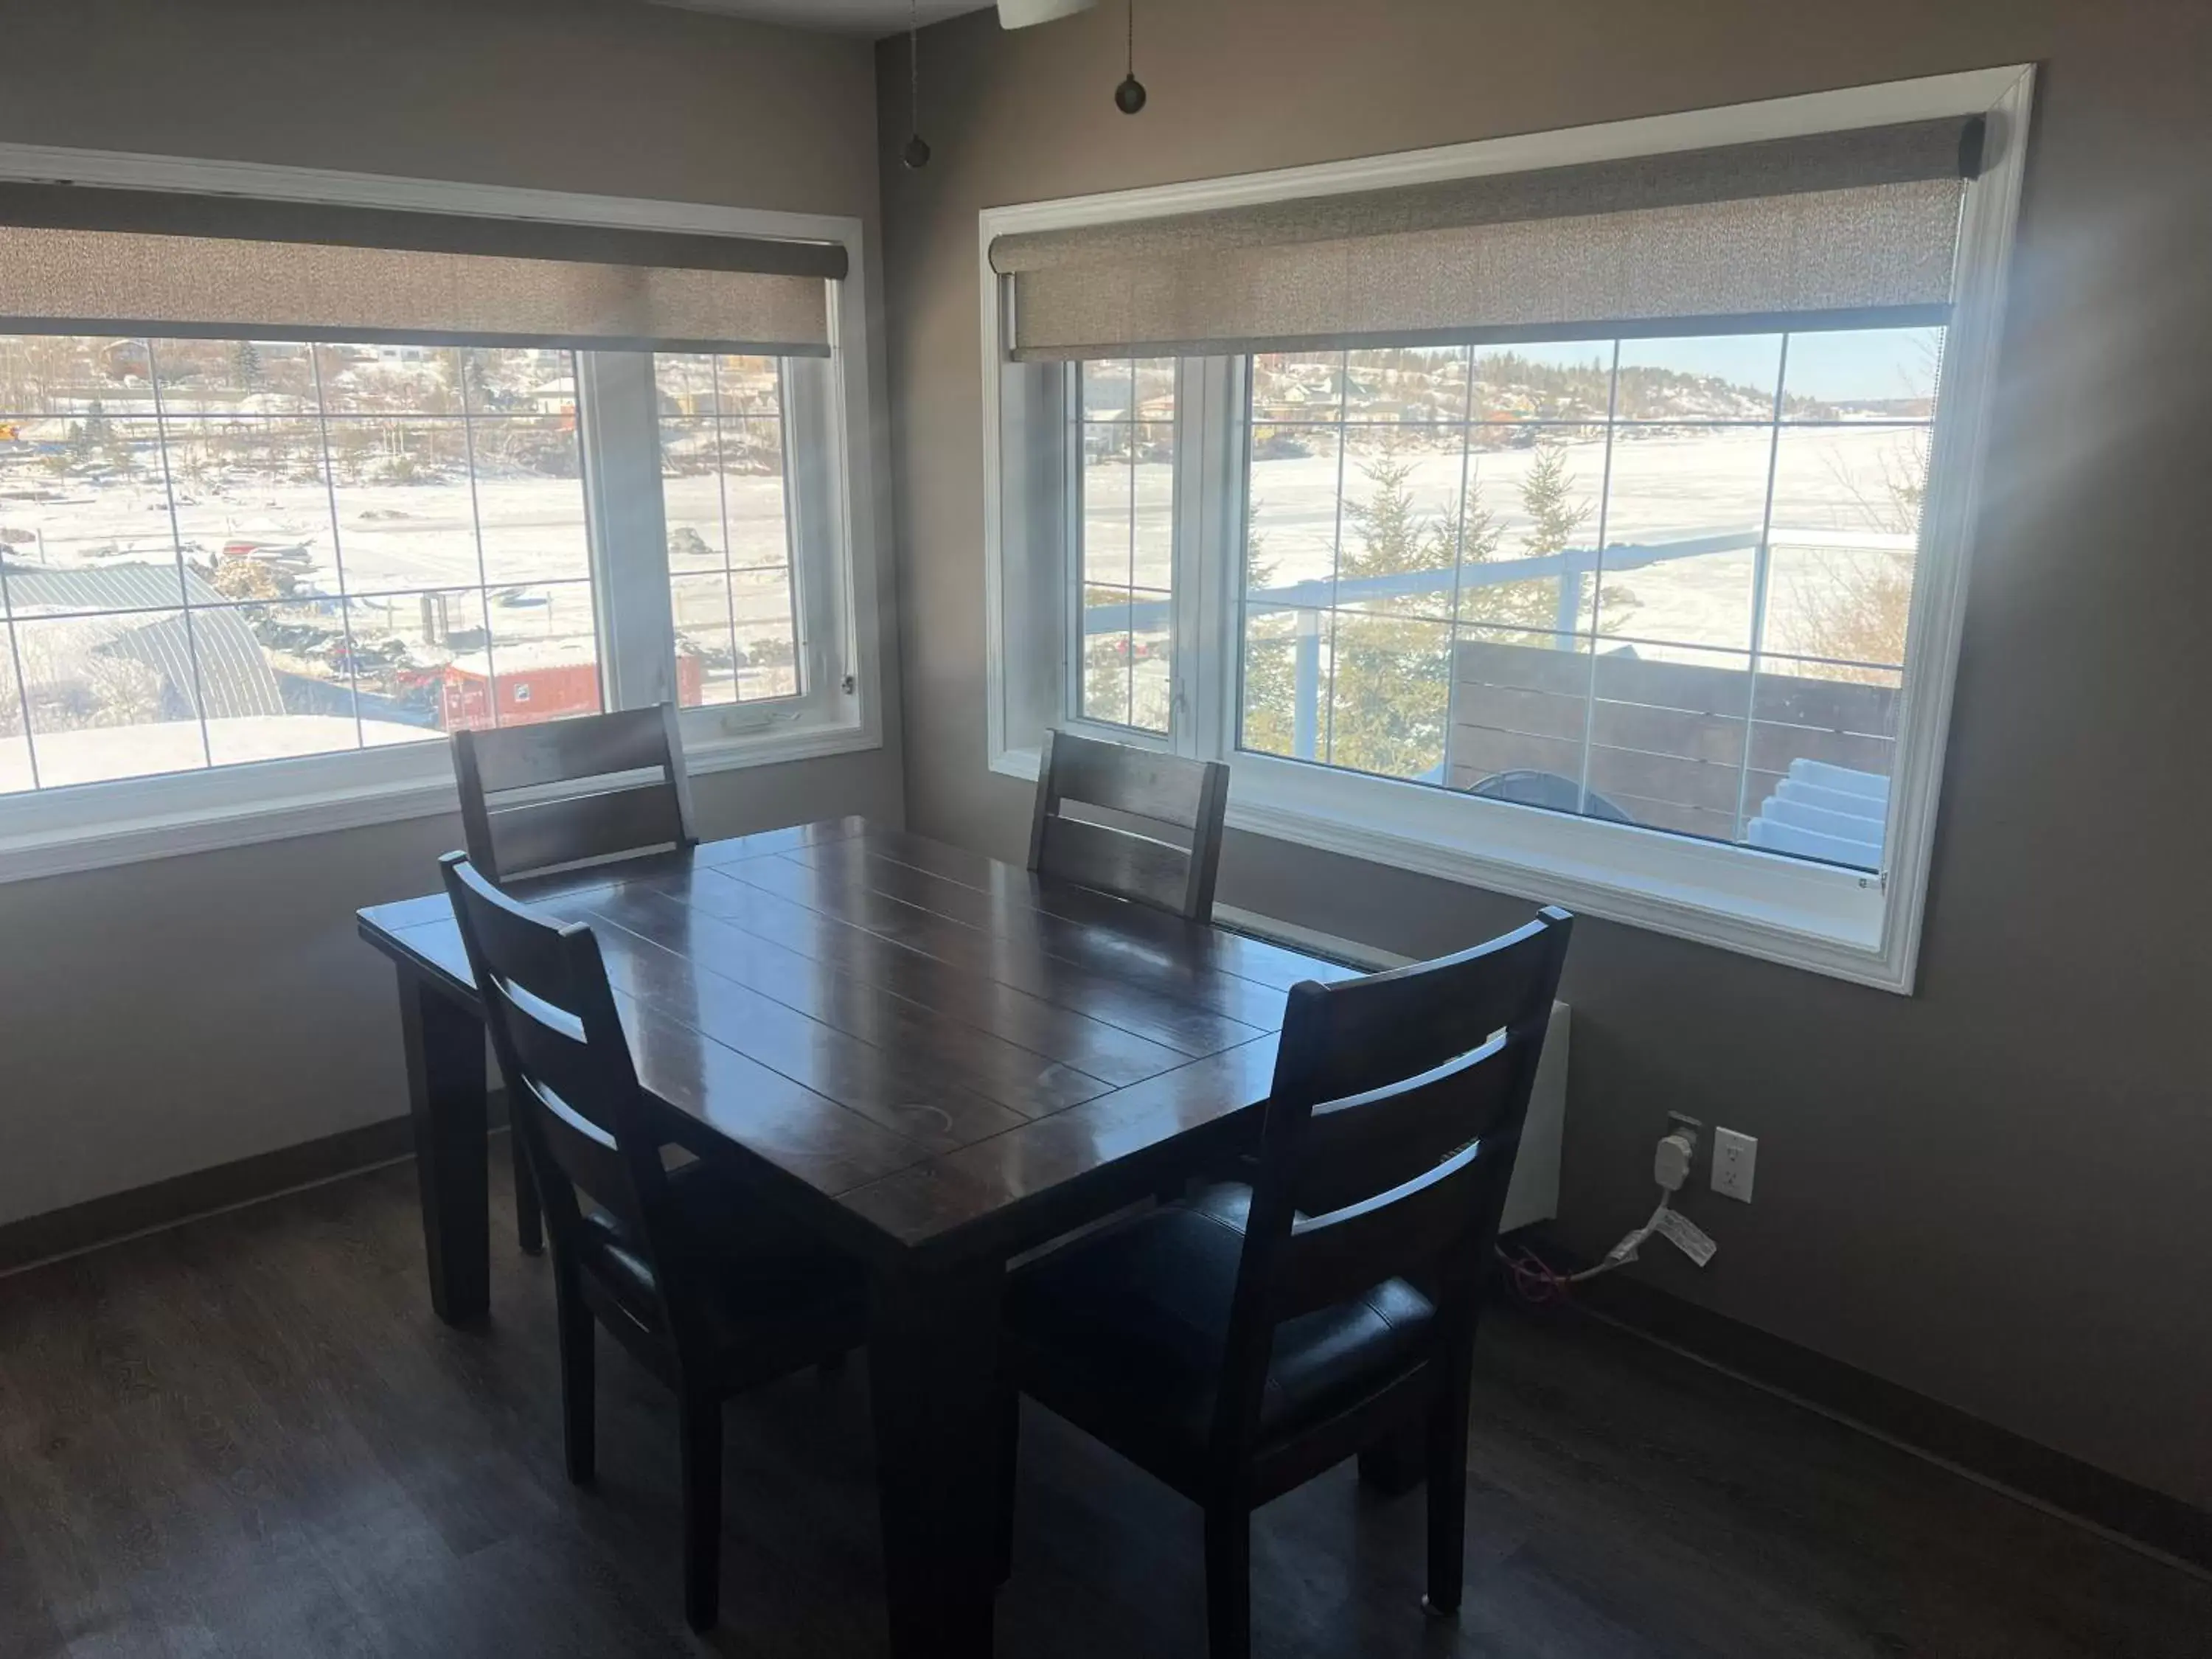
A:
1652;1208;1718;1267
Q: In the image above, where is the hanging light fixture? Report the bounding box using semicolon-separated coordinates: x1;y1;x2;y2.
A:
1114;0;1147;114
902;0;931;170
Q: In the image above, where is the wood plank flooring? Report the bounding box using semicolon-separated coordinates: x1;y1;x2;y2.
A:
1;1155;2204;1659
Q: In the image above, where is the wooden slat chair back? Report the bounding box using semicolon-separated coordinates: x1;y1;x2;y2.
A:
1026;728;1230;920
1220;906;1573;1478
452;703;696;886
439;852;700;1362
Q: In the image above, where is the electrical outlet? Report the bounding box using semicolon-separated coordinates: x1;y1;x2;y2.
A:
1712;1127;1757;1202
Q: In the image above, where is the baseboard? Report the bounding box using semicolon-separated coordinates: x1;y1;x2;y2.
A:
0;1092;510;1279
1538;1249;2211;1575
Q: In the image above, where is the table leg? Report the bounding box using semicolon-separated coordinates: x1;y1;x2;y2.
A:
398;967;489;1325
869;1258;1006;1659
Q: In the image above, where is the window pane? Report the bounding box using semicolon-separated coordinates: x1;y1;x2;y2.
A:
313;343;463;415
169;417;341;597
1762;423;1927;673
472;418;589;586
1782;327;1945;418
324;418;479;594
1239;608;1308;758
1613;335;1782;421
723;420;789;570
1080;591;1133;727
1742;654;1899;871
15;608;206;787
1080;425;1134;589
0;414;184;613
347;588;492;740
483;580;602;726
731;566;799;701
1447;629;1594;801
0;335;148;417
1326;611;1453;782
671;571;738;708
1472;342;1612;423
1251;351;1346;422
1594;424;1771;653
1130;591;1172;733
1344;346;1469;422
1081;358;1134;420
655;353;799;707
193;597;366;767
1585;644;1752;843
717;355;782;420
1245;424;1340;596
1335;431;1465;623
661;419;727;571
151;338;317;414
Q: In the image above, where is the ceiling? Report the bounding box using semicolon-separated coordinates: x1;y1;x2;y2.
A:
647;0;993;34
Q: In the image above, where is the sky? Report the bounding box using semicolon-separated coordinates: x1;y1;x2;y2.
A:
1503;326;1944;404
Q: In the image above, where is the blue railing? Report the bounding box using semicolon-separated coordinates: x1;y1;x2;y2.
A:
1085;530;1762;760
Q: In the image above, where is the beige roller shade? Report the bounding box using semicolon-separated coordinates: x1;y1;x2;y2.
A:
0;184;842;355
992;118;1980;360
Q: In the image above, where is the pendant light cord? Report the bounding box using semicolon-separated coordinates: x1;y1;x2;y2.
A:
1127;0;1135;75
909;0;921;142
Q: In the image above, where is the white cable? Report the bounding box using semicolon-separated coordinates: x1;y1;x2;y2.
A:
1566;1193;1674;1284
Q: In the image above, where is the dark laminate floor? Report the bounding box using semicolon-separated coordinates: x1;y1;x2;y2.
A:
1;1156;2204;1659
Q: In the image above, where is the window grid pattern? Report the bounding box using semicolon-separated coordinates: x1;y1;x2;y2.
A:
1073;357;1175;735
654;353;802;709
1237;332;1942;870
0;335;597;794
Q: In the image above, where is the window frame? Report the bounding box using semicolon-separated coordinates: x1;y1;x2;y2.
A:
981;66;2036;993
0;141;886;886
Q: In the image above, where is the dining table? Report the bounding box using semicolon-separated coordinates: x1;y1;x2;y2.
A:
355;814;1354;1658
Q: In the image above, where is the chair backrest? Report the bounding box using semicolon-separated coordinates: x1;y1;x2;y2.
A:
451;704;696;885
439;852;693;1343
1214;906;1574;1450
1026;728;1230;920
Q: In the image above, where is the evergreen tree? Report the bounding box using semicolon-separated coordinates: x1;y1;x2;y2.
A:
232;338;263;392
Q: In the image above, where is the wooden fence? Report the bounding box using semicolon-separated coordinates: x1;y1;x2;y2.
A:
1447;639;1899;841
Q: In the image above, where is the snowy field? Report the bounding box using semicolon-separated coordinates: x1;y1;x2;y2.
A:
1085;421;1925;669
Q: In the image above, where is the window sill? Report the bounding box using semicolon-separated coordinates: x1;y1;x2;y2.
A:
991;743;1911;992
0;715;880;888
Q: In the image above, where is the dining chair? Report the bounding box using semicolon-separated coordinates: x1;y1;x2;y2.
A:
451;702;696;886
998;905;1574;1658
1027;728;1231;921
451;703;695;1253
439;852;866;1632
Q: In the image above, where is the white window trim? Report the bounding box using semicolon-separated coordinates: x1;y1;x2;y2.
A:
980;66;2036;994
0;141;888;886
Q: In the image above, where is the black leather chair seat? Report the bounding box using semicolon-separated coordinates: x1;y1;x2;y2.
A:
1004;1184;1436;1469
579;1162;865;1346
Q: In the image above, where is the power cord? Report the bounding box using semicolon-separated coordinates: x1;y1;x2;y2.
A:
1495;1126;1701;1307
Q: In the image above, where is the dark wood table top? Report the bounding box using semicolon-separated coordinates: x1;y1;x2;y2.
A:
358;817;1354;1268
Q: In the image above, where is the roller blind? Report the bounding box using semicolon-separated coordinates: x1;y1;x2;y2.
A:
0;183;844;355
991;117;1983;361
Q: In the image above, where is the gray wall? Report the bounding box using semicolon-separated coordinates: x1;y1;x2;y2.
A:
0;0;903;1225
874;0;2212;1506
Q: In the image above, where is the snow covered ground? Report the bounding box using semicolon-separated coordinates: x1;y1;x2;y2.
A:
1086;420;1924;668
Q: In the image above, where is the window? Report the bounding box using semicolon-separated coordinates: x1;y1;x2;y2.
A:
655;352;803;708
0;335;596;793
0;147;883;882
984;69;2036;991
1071;358;1176;733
